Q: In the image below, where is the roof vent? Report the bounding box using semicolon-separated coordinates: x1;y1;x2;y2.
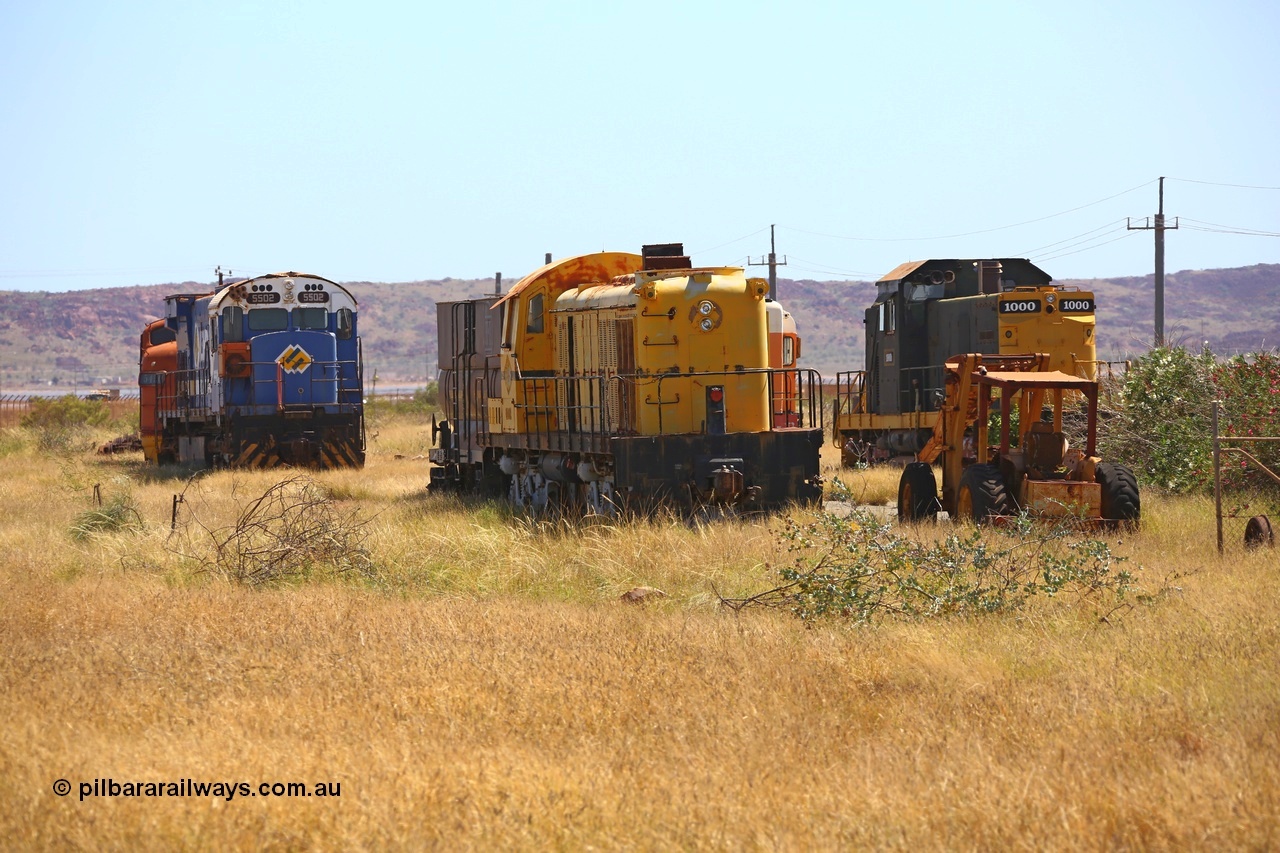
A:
975;260;1003;295
642;243;692;271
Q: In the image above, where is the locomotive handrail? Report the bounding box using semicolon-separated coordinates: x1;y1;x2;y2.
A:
897;364;946;414
245;358;363;414
154;367;214;419
505;367;822;450
833;370;867;411
154;359;363;420
647;368;824;435
1072;358;1130;379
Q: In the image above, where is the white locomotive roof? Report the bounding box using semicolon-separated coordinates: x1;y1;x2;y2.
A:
208;272;356;309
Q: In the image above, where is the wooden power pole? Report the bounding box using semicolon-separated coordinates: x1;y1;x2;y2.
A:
748;224;787;300
1127;177;1180;347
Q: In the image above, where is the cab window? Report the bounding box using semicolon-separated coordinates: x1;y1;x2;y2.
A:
295;307;328;330
336;308;354;340
247;308;288;331
526;292;545;334
782;336;795;366
880;300;896;334
222;306;244;342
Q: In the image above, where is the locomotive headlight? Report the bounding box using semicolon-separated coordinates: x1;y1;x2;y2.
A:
700;318;714;331
698;301;714;315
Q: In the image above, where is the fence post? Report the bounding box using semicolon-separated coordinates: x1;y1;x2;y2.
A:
1213;400;1223;556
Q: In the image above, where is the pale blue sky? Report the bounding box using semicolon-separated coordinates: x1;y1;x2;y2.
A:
1;0;1276;291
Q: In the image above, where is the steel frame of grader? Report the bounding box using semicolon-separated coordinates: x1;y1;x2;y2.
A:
899;353;1137;526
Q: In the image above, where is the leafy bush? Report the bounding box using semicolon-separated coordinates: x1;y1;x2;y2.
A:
20;395;111;430
0;429;29;458
1101;347;1216;492
723;510;1136;624
1212;351;1280;493
20;395;112;453
376;384;440;416
1101;347;1280;495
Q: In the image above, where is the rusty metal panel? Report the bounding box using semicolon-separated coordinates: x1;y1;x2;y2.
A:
878;261;930;283
1024;480;1102;517
493;251;642;309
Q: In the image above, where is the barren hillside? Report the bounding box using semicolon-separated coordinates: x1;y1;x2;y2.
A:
1;265;1276;390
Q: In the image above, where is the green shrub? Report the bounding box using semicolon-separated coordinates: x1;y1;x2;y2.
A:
1100;347;1280;495
1101;346;1216;492
377;384;440;416
725;510;1135;624
0;429;29;458
1212;351;1280;494
21;395;112;454
20;395;111;430
70;494;142;540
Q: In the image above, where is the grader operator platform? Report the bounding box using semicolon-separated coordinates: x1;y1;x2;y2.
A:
896;353;1140;526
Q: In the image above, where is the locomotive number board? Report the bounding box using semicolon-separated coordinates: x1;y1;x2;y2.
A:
298;291;329;304
246;292;281;304
1057;298;1095;313
999;299;1041;314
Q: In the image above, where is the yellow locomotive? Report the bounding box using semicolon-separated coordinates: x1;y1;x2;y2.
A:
430;244;824;512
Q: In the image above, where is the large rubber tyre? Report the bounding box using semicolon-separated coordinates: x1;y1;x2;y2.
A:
897;462;939;522
1244;515;1274;549
956;463;1013;524
1095;463;1140;527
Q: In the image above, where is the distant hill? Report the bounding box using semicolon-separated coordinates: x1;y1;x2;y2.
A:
0;278;495;391
1;265;1277;391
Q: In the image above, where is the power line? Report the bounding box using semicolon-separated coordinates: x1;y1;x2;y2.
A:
1167;177;1280;191
1014;220;1126;256
784;256;879;278
690;226;770;256
779;179;1156;243
1179;218;1280;237
1032;230;1141;264
787;266;874;280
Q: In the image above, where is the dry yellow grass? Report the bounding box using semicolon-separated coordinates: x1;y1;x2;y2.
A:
1;421;1277;850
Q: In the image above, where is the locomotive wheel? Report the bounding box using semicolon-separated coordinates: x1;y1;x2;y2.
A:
510;471;554;515
956;463;1012;524
1244;515;1275;549
1095;463;1140;527
897;462;939;522
585;480;619;517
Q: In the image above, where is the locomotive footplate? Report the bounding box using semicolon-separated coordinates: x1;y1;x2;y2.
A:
610;429;823;508
226;411;365;469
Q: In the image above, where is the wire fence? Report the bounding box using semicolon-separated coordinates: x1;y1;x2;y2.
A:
1212;400;1279;556
0;392;141;428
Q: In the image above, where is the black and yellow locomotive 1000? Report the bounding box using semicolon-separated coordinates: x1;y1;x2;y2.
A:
833;258;1099;465
429;243;824;513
